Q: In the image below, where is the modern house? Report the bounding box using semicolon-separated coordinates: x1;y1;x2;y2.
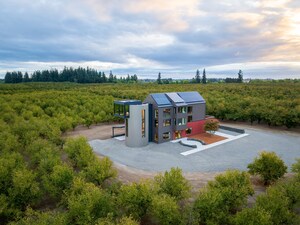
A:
114;91;206;147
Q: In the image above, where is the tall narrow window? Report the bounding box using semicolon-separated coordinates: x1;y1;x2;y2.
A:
125;119;128;137
155;109;158;119
142;109;145;137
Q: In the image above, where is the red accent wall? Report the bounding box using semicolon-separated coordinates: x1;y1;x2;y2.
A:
173;120;206;139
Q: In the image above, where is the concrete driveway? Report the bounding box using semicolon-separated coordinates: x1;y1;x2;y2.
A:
89;126;300;172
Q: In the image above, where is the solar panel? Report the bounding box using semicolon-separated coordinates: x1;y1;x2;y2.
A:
166;93;185;103
151;93;172;106
177;92;205;103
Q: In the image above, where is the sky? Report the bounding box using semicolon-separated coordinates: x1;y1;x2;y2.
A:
0;0;300;79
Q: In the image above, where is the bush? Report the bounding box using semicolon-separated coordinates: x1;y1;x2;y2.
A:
256;187;296;225
64;137;95;169
193;188;229;225
65;177;114;225
204;119;219;134
233;207;272;225
118;181;153;220
9;208;67;225
208;170;254;211
248;151;287;184
292;158;300;178
81;157;116;185
149;194;182;225
154;167;191;201
43;164;74;200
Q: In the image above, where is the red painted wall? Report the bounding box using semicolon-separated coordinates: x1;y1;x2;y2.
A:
172;120;206;139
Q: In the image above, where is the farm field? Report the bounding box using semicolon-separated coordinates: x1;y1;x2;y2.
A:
0;82;300;224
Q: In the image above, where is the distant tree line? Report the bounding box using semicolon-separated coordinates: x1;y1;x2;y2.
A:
4;67;138;84
225;70;243;83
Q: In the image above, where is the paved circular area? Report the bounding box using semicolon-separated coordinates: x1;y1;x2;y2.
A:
89;126;300;172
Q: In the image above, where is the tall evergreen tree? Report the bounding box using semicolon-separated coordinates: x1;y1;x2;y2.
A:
202;69;207;84
108;71;114;83
4;72;12;83
238;70;243;83
157;72;162;84
24;72;30;82
195;69;201;83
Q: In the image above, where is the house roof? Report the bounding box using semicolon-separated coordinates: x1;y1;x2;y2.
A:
177;92;205;104
148;91;205;107
114;100;142;105
150;93;172;107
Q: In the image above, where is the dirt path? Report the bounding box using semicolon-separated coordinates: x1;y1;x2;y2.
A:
63;123;124;140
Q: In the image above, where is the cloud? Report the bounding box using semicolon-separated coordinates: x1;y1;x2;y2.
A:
0;0;300;79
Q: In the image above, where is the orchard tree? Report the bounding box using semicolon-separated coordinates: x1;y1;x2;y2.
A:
154;167;191;201
149;194;182;225
233;207;272;225
248;151;287;185
118;181;153;219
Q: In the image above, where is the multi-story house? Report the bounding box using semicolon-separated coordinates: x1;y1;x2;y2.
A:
114;91;206;147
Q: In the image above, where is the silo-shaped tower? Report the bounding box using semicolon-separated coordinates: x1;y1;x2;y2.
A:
113;100;149;147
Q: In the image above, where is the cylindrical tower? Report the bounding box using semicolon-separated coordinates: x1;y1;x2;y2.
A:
125;104;149;147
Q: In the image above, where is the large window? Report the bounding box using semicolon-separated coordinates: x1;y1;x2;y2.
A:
155;119;158;127
141;109;145;137
178;118;187;126
188;106;193;114
163;108;171;118
178;106;187;113
188;115;193;122
163;119;171;127
162;132;170;140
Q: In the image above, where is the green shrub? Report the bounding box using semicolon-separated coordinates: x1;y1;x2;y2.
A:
64;137;95;169
118;181;153;220
292;158;300;179
256;187;296;225
233;207;272;225
149;194;182;225
43;164;74;200
248;151;287;184
208;170;254;211
154;167;191;201
65;177;114;225
9;208;67;225
81;157;117;185
193;188;229;225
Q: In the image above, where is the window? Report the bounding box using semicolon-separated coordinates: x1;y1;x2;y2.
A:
119;105;124;116
155;109;158;119
163;108;171;118
174;118;176;126
141;109;145;137
186;128;192;134
154;133;158;142
125;105;130;117
163;119;171;127
174;107;176;114
178;118;187;126
178;106;187;113
188;115;193;122
125;119;128;137
155;119;158;127
162;132;170;140
188;106;193;114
